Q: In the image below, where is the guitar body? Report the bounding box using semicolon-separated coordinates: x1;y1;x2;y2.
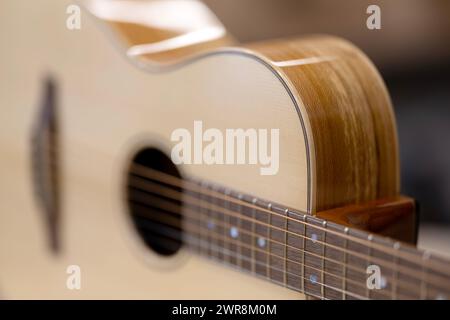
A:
0;0;401;299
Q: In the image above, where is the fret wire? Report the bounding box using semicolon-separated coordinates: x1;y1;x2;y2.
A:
267;203;272;280
217;185;228;262
393;242;400;300
321;221;327;299
228;189;238;266
251;198;257;275
194;182;204;253
224;189;232;264
210;184;221;260
237;194;244;270
284;208;288;287
343;227;349;300
191;181;202;253
204;182;211;256
128;177;450;290
420;251;430;299
130;164;446;270
130;188;449;294
201;181;211;257
254;199;269;278
366;234;373;299
200;181;206;256
302;214;306;294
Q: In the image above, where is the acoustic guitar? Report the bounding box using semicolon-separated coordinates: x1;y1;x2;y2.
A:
0;0;449;300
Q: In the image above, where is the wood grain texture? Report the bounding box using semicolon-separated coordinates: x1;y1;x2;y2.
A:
247;37;400;212
317;196;416;243
110;13;401;214
107;7;401;213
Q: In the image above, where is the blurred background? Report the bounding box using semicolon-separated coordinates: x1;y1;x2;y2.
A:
202;0;450;229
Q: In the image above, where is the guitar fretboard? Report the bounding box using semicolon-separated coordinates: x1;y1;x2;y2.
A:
127;166;450;300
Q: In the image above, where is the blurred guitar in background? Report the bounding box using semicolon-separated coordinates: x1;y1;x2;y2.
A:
1;0;450;299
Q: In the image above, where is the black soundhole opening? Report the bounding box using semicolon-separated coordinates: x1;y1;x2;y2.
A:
127;148;183;256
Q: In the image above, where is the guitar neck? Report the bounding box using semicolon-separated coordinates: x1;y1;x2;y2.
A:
128;165;450;300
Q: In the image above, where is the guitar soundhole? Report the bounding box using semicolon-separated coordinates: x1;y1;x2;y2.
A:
126;148;183;256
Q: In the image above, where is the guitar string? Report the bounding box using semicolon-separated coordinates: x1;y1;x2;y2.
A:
131;163;439;268
139;214;365;300
128;165;450;286
132;196;372;292
44;140;445;271
131;195;393;297
131;184;408;290
131;201;418;300
132;206;367;300
42;143;450;289
129;184;445;295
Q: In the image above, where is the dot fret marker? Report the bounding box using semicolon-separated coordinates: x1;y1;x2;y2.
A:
380;276;387;289
230;227;239;239
257;237;266;248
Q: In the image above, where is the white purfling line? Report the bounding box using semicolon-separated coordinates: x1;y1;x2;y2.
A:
271;56;336;68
